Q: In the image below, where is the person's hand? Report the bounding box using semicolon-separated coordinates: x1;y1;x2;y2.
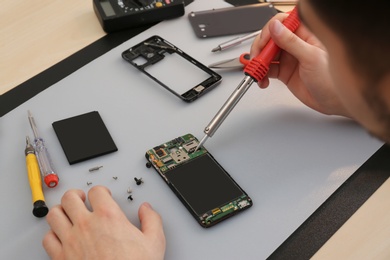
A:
250;13;350;117
42;186;166;260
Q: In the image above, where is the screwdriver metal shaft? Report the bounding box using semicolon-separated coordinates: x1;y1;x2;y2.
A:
195;76;254;150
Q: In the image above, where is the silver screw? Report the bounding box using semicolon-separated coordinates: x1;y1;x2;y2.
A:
87;182;92;186
89;166;103;172
113;176;118;180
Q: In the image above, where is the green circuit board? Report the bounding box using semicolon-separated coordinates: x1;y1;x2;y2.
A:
146;133;207;175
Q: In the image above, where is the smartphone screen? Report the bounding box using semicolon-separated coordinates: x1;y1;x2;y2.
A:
145;134;252;227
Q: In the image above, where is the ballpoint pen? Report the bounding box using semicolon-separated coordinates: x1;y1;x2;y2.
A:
195;7;300;151
25;136;49;218
211;29;262;52
28;110;59;188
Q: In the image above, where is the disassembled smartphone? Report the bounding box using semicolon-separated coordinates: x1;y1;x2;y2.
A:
145;134;252;228
122;36;222;102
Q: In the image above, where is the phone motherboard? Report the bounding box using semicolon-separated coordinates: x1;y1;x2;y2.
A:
145;133;252;227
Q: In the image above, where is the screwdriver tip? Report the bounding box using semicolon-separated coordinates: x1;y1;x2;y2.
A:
211;46;221;52
195;135;209;152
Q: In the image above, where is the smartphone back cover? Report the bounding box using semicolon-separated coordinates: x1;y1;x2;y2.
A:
188;3;278;38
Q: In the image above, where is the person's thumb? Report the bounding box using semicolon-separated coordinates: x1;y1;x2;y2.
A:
139;202;166;246
269;19;308;62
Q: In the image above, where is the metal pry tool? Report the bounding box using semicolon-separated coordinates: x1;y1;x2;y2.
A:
211;30;262;52
195;7;300;151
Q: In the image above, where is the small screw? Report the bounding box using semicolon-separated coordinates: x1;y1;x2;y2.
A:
87;182;92;186
127;195;133;201
113;176;118;180
146;162;152;168
134;177;143;185
89;166;103;172
127;187;132;193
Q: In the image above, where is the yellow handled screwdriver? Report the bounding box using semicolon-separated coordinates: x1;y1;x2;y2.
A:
25;136;49;218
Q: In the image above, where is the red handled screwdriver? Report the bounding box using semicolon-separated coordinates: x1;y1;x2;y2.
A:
28;110;59;188
195;7;300;151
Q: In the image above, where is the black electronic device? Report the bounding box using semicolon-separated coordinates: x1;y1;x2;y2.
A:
93;0;186;32
145;134;252;227
122;36;222;102
189;3;278;38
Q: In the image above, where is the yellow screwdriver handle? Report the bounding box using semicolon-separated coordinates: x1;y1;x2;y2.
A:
26;154;45;202
25;139;49;218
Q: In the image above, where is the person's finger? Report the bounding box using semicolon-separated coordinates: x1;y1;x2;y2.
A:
268;19;314;63
45;205;72;241
139;203;165;248
87;186;121;213
258;76;270;89
250;33;262;59
267;63;280;79
250;13;289;58
61;189;88;223
42;230;63;259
